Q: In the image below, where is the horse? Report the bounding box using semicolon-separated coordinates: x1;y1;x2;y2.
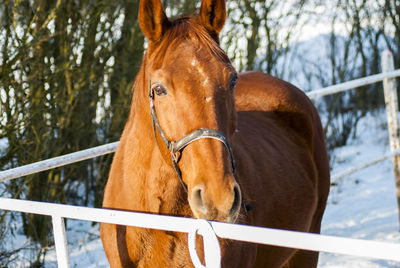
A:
101;0;330;267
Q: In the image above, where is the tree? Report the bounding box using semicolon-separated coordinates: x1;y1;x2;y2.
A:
0;0;144;264
222;0;306;75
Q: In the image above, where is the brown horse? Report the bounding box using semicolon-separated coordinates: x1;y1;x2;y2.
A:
101;0;330;267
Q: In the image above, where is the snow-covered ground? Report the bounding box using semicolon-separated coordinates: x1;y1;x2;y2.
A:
319;112;400;267
46;221;108;268
28;111;398;267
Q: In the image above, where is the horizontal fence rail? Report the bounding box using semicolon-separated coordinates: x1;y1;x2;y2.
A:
1;198;400;263
331;148;400;183
306;69;400;99
0;142;119;183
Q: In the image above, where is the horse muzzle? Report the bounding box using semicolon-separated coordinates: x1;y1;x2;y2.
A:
188;180;242;223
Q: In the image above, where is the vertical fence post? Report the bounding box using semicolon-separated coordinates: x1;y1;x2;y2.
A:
52;215;70;268
188;220;221;268
201;223;221;268
381;50;400;227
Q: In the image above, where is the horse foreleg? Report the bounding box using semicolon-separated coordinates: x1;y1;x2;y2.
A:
101;223;137;268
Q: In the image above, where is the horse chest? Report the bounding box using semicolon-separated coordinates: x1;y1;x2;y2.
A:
126;228;195;267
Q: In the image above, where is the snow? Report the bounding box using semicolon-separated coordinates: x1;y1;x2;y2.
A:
319;112;400;267
0;138;8;154
45;221;108;268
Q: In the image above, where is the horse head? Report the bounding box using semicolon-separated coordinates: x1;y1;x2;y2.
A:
138;0;241;222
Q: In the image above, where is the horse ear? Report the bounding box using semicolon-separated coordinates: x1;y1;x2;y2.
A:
197;0;226;38
139;0;170;42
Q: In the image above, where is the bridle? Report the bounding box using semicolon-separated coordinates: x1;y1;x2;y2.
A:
148;82;236;192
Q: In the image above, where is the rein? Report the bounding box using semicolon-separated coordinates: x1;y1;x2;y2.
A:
148;84;236;192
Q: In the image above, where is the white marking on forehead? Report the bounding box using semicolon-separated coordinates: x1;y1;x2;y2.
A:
200;78;209;86
205;97;212;102
190;55;212;86
196;64;211;85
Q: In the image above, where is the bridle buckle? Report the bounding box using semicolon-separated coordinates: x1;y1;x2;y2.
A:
171;150;181;163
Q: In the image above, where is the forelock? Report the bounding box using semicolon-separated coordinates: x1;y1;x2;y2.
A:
149;17;230;69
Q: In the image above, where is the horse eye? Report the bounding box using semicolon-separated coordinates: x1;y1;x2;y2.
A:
153;84;168;97
229;74;238;90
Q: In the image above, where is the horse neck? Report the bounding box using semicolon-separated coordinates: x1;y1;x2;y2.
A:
122;60;188;215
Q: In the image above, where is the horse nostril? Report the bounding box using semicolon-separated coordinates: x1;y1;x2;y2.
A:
192;186;207;214
230;184;241;216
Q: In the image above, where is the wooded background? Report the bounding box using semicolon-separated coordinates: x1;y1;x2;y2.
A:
0;0;399;265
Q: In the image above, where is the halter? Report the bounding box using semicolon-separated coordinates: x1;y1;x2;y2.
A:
148;83;236;192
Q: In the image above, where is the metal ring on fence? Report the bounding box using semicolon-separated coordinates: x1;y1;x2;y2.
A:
188;220;221;268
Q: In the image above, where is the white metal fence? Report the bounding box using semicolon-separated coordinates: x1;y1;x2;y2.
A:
1;50;400;267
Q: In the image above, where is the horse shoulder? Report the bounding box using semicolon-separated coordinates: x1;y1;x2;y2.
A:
235;71;320;150
234;70;330;219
